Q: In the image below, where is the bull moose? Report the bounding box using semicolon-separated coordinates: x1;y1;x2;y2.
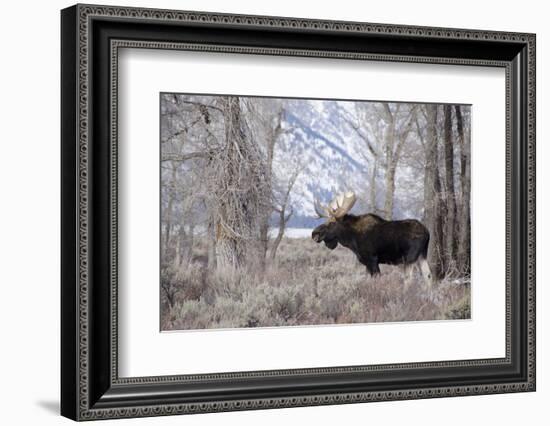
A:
312;191;433;288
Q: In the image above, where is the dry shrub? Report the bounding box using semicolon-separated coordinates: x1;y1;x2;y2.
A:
161;237;471;331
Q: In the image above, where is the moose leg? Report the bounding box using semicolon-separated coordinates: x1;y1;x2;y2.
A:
419;258;433;289
365;258;380;277
403;263;415;291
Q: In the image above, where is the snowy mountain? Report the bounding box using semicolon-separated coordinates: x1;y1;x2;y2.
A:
270;99;372;229
269;98;424;230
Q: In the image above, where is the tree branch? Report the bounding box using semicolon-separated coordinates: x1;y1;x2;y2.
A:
161;151;215;162
175;99;224;114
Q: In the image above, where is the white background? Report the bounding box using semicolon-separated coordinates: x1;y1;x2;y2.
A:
119;49;506;377
0;0;547;425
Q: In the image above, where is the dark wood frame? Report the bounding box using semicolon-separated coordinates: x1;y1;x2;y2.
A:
61;3;536;421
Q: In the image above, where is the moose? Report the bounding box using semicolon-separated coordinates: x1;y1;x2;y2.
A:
312;191;433;288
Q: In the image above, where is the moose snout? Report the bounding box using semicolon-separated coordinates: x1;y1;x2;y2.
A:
312;225;326;243
312;229;323;243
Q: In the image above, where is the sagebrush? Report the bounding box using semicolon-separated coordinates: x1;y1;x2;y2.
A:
161;237;470;331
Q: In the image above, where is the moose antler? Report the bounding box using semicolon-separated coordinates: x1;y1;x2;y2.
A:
313;198;331;219
314;191;356;220
329;191;357;218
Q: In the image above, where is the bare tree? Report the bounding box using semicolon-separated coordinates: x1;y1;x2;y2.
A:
344;102;416;219
443;105;458;272
455;105;471;274
269;165;301;261
422;105;445;279
345;104;382;213
160;94;222;268
247;100;285;270
162;163;178;259
378;103;416;219
213;96;267;270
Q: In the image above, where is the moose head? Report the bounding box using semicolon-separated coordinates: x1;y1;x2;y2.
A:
311;191;357;250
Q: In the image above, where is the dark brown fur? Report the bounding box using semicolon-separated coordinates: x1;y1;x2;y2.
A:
312;213;431;278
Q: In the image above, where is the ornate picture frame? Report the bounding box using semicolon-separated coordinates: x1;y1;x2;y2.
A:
61;4;535;421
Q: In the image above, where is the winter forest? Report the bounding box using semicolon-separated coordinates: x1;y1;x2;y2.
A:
160;93;471;331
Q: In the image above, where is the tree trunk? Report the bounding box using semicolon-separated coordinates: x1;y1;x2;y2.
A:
162;164;178;260
370;159;378;213
423;105;444;279
444;105;458;274
382;103;397;220
269;207;292;262
381;103;414;220
269;167;300;262
384;164;396;220
257;109;282;271
257;143;273;270
206;215;217;270
436;176;446;276
174;224;185;267
455;105;471;274
186;223;194;263
214;96;266;270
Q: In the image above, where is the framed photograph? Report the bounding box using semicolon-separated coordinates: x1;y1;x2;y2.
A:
61;4;536;421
